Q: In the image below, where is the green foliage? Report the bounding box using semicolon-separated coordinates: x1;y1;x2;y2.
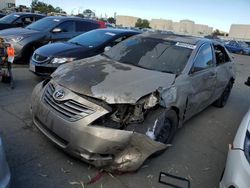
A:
135;18;150;28
212;29;224;36
31;0;64;14
107;17;116;24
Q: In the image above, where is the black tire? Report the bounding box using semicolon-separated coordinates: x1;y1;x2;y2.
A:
152;109;178;144
239;50;244;55
213;81;233;108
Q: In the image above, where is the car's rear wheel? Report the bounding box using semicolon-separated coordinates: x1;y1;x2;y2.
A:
213;81;233;108
239;50;244;55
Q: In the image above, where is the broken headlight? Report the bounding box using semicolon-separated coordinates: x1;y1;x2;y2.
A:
244;131;250;163
144;93;158;109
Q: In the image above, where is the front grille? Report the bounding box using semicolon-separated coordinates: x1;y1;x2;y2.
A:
43;83;94;122
33;53;50;64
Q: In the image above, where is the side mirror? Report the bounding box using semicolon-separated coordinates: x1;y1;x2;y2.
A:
52;28;62;33
104;46;111;52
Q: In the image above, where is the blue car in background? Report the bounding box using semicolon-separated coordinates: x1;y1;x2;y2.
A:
225;40;250;55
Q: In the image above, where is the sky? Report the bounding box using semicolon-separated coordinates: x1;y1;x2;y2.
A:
16;0;250;32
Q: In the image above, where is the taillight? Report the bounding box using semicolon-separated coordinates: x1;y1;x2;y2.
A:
97;21;106;28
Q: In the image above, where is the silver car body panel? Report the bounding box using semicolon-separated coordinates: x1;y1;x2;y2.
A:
0;137;10;188
31;37;236;172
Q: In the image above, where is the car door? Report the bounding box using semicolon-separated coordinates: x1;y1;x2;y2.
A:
212;43;234;100
50;21;76;42
185;43;217;118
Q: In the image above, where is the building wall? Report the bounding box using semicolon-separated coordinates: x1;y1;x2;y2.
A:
0;0;15;10
229;24;250;40
116;15;139;27
150;19;173;30
179;20;195;34
116;15;213;35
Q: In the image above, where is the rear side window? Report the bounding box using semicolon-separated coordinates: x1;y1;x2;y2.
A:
192;44;213;72
57;21;75;32
76;21;98;32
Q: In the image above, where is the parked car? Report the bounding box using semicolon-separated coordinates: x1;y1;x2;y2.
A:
0;13;5;18
31;33;235;172
0;12;45;30
0;136;10;188
220;108;250;188
30;29;140;76
0;16;106;62
225;40;250;55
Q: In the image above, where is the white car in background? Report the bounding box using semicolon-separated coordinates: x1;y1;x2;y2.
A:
220;109;250;188
0;137;10;188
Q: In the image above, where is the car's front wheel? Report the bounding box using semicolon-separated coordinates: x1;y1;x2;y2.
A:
146;108;178;144
213;81;233;108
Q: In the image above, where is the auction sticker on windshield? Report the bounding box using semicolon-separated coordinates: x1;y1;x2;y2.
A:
176;42;196;49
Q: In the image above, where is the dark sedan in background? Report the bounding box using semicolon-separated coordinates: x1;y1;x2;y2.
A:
0;16;106;62
0;13;5;18
0;12;45;30
30;29;140;76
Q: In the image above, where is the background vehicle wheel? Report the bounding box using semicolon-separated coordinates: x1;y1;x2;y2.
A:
239;50;244;55
213;81;233;108
153;109;178;144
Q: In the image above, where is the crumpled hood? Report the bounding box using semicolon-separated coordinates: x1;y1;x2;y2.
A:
35;42;89;58
0;27;40;37
51;55;176;104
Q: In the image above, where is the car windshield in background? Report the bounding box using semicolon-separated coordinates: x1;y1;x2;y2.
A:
26;17;61;31
69;30;116;48
104;37;193;74
0;14;20;24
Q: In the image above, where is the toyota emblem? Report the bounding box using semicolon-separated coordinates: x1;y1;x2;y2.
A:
54;89;65;99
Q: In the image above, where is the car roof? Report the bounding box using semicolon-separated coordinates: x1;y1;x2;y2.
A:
8;12;45;17
94;28;141;35
140;32;211;45
45;16;99;23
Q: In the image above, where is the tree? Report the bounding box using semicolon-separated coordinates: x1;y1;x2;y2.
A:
212;29;224;36
31;0;64;14
82;9;95;18
135;18;151;28
107;17;116;24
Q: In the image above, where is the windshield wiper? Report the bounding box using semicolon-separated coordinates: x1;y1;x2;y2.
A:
101;53;111;59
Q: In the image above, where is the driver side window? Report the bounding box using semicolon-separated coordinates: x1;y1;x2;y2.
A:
192;44;213;73
56;21;75;32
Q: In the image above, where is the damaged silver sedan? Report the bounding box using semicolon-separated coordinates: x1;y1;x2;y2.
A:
31;33;236;172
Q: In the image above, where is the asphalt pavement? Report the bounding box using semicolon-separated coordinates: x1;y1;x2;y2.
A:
0;54;250;188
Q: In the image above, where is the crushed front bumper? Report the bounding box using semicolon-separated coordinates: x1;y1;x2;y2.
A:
31;81;167;172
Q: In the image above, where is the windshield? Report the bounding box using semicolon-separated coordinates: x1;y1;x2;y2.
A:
69;29;116;48
26;17;61;31
104;36;193;74
0;13;20;24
